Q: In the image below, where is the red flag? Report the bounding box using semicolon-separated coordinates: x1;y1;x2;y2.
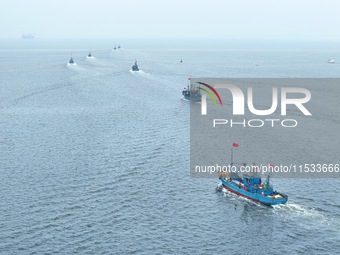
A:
269;164;274;167
183;87;186;90
188;77;191;80
232;143;239;147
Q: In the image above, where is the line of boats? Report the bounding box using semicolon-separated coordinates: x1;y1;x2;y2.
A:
67;48;333;206
69;51;287;206
67;48;184;71
67;49;142;72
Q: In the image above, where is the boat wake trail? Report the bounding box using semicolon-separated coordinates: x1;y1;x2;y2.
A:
272;202;335;225
216;183;223;192
129;69;145;74
66;63;82;72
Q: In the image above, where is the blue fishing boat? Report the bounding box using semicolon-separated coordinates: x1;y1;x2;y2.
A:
218;143;288;206
182;78;201;102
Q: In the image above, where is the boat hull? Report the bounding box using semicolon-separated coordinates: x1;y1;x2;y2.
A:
220;178;288;206
182;91;201;102
183;95;201;102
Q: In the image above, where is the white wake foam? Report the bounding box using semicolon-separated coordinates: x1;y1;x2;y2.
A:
129;69;145;74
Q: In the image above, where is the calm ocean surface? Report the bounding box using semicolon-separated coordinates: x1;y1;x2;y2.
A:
0;39;340;254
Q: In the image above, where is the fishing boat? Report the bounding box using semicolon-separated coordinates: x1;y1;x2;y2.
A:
131;61;139;71
328;59;335;64
87;51;93;58
180;58;183;63
113;46;117;50
68;57;75;64
218;143;288;206
118;45;121;49
182;78;201;102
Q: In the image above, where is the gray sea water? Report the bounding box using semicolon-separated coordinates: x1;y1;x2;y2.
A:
0;39;340;254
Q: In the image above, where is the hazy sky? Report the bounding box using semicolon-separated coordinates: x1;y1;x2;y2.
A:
1;0;340;40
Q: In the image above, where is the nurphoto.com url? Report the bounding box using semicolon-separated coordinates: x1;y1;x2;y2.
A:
195;164;340;175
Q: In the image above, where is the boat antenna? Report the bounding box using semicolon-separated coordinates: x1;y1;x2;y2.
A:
187;77;190;91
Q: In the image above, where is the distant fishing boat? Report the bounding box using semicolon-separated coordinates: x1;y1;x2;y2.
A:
118;45;121;49
113;46;117;50
21;31;35;39
182;78;201;102
328;59;335;64
87;51;94;58
180;58;183;63
131;61;139;71
218;143;288;206
67;56;76;66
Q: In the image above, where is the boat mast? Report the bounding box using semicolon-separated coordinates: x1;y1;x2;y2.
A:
230;146;234;167
230;143;238;167
266;164;274;187
187;77;190;91
265;174;270;189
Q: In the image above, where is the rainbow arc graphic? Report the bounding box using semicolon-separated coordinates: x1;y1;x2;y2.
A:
197;82;223;105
